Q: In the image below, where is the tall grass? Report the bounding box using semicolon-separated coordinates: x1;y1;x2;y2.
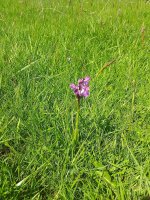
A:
0;0;150;199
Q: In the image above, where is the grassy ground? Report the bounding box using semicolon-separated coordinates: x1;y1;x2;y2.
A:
0;0;150;199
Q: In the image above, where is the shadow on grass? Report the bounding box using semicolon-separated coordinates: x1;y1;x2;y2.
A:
141;196;150;200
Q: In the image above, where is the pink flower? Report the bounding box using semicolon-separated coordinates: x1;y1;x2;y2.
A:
70;77;90;98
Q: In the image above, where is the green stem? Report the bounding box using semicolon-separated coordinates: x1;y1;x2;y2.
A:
73;97;80;142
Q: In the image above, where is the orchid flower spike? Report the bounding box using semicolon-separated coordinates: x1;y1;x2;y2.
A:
70;76;90;99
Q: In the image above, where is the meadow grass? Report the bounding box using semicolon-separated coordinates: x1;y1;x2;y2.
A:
0;0;150;199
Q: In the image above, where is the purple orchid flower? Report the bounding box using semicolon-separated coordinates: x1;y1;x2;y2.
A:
70;76;90;99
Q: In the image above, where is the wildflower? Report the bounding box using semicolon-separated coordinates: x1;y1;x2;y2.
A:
70;76;90;98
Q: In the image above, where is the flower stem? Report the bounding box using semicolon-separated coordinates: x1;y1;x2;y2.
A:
73;97;80;143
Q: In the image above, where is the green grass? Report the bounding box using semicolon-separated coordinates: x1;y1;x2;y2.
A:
0;0;150;199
